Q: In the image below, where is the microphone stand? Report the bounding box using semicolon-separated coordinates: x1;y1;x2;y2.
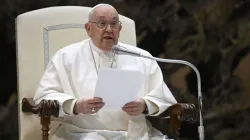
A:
140;55;205;140
112;46;204;139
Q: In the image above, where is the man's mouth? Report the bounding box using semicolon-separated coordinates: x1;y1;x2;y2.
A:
103;36;114;40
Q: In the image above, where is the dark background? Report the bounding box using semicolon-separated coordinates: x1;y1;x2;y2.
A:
1;0;250;139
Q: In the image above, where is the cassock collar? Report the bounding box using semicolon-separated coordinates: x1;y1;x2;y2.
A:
89;39;114;58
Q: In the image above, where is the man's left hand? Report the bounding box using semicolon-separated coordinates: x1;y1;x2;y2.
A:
122;98;146;116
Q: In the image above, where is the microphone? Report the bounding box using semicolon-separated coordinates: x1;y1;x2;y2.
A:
112;45;142;56
112;45;205;140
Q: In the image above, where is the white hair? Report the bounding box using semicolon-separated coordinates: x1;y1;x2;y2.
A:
88;3;116;21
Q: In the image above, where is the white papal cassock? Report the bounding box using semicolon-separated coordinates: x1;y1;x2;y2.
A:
34;39;177;140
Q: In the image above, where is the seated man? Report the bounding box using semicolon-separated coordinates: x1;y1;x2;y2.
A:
34;3;177;140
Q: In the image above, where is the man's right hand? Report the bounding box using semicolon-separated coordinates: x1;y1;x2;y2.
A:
73;97;105;114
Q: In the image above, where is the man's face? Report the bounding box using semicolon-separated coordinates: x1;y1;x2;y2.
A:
85;6;122;52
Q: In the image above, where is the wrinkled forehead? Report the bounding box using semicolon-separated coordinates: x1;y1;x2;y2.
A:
91;5;119;21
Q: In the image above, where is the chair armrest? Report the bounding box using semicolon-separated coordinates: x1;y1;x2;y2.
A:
160;103;197;140
22;98;59;117
22;98;60;140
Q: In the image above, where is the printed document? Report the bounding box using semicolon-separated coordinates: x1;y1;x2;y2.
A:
94;68;144;110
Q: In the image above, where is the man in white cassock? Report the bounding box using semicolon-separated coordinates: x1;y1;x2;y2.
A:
34;3;177;140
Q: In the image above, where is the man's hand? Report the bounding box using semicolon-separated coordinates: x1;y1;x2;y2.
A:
122;98;146;116
74;97;105;114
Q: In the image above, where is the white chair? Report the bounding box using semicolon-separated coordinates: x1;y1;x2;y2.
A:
16;6;196;140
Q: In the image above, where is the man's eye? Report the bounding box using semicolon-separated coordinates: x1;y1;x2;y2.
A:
111;22;117;25
99;22;106;25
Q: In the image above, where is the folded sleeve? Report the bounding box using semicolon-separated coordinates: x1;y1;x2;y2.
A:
62;99;78;115
143;55;177;116
34;60;76;117
142;98;159;115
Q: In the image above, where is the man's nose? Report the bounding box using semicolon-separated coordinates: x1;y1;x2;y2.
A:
105;24;112;32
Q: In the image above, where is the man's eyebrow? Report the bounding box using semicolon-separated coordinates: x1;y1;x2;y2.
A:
112;17;118;20
96;16;105;20
95;16;119;21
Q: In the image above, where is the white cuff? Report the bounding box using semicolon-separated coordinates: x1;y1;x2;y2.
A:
142;98;159;115
62;99;78;115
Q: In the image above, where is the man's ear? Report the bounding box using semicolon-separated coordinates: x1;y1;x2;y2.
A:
85;23;91;36
119;24;122;31
118;24;122;37
85;23;91;31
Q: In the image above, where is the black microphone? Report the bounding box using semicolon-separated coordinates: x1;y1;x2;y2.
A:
112;44;205;140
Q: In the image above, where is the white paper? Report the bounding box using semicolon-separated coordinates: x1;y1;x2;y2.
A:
94;68;144;110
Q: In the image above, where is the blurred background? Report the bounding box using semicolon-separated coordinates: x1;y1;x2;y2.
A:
0;0;250;139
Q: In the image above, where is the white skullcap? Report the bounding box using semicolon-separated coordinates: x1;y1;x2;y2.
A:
88;3;116;21
91;3;114;11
